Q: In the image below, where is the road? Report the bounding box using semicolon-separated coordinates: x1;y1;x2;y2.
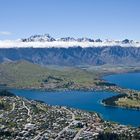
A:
22;100;32;122
11;102;15;112
33;130;46;140
73;126;86;140
55;107;75;140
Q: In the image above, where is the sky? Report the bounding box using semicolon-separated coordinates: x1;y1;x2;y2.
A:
0;0;140;40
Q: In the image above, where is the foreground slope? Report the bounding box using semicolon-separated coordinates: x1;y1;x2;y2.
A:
0;90;140;140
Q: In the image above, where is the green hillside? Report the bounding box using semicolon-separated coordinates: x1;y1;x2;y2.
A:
0;61;98;90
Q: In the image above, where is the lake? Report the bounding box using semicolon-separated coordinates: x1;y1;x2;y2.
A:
11;88;140;127
103;72;140;91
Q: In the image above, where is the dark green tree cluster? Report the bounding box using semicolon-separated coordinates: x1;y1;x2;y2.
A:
0;102;4;109
97;132;140;140
0;90;15;97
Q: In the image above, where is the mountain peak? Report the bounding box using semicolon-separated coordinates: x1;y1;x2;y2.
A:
21;34;139;45
21;34;56;42
0;34;140;48
21;34;100;43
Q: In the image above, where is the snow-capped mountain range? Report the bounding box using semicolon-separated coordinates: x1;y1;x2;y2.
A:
1;34;140;66
0;34;140;48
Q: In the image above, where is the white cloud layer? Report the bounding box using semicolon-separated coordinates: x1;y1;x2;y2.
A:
0;31;12;35
0;40;140;48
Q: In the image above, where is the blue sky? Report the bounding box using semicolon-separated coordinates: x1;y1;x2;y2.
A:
0;0;140;40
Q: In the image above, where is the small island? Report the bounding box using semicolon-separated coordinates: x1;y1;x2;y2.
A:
102;93;140;110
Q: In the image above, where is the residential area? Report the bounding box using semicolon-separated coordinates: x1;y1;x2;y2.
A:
0;91;140;140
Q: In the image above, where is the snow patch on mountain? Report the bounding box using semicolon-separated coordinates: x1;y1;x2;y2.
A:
0;34;140;48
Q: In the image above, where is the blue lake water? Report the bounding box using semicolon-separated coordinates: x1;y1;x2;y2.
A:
11;89;140;127
103;72;140;91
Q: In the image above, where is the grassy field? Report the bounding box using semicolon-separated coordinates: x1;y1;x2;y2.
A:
0;60;99;89
102;92;140;109
116;97;140;109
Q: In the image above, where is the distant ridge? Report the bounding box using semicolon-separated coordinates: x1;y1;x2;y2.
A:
0;47;140;66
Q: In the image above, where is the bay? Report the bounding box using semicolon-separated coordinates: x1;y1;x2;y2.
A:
11;89;140;127
104;72;140;91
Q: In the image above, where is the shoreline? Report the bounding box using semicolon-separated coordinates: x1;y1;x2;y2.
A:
7;89;140;127
1;92;139;140
2;68;140;92
10;85;140;111
2;70;140;111
100;100;140;111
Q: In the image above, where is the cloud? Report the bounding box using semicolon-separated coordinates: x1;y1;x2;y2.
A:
0;40;140;48
0;31;12;35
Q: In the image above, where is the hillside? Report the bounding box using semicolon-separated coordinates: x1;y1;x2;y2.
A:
0;61;98;90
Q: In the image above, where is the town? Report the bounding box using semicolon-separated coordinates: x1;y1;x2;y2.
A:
0;90;140;140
